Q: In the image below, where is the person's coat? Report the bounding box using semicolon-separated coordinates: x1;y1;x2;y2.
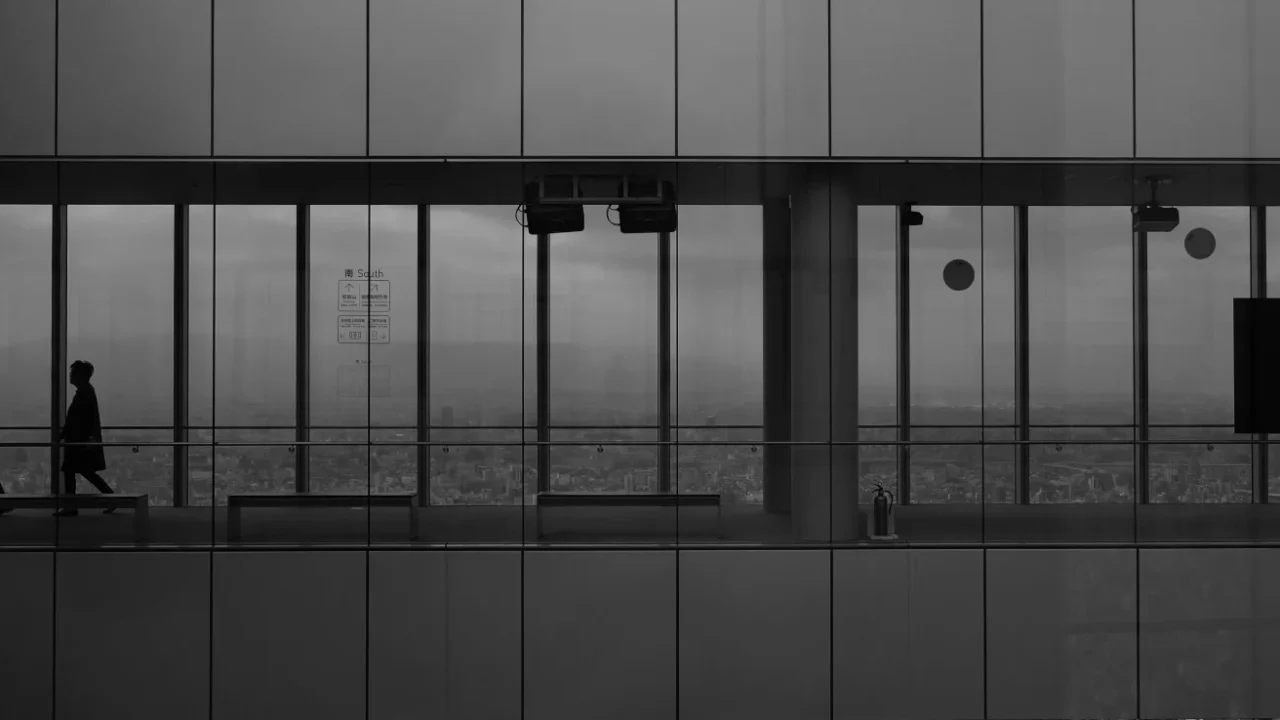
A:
61;384;107;473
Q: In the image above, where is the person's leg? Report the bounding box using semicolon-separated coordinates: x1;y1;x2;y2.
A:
84;471;113;495
0;479;8;515
54;471;79;516
83;472;116;514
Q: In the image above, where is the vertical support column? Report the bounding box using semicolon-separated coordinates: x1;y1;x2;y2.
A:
762;196;792;515
828;176;860;541
1133;228;1150;504
1013;206;1031;504
895;205;912;506
295;205;310;493
51;205;68;496
174;205;190;507
417;205;431;506
536;233;551;494
1251;206;1269;502
658;231;672;493
790;176;833;540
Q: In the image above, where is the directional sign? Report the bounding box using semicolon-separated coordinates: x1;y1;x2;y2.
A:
339;281;360;311
338;315;390;344
337;280;391;313
365;280;390;313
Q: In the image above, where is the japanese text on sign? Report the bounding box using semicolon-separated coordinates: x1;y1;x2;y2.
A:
338;315;390;344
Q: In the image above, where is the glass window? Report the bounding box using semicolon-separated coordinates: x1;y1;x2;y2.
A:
910;206;984;504
308;205;370;495
858;207;897;500
67;205;174;427
369;206;419;496
0;206;53;500
549;207;659;493
0;206;52;428
431;205;524;428
1029;207;1133;425
1148;207;1251;503
983;207;1017;503
430;205;525;505
675;205;764;502
1028;207;1134;503
214;205;296;502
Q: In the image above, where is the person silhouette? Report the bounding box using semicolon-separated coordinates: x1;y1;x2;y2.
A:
56;360;115;516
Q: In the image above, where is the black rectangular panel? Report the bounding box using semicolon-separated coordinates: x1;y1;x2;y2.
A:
1235;298;1280;433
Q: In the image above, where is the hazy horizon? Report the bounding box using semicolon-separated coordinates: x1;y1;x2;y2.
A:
0;202;1264;430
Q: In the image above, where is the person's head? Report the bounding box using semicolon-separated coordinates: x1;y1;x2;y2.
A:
69;360;94;387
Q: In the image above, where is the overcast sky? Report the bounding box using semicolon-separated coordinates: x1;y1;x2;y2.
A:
0;201;1265;426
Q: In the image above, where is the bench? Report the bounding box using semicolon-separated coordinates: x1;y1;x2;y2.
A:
226;492;418;542
0;494;150;542
535;492;722;538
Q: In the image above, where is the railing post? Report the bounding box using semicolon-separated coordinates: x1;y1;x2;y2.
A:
417;205;431;506
174;205;190;506
1251;206;1269;502
51;205;68;496
295;205;310;493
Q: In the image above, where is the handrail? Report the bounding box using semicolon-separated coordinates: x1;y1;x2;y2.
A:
4;438;1271;448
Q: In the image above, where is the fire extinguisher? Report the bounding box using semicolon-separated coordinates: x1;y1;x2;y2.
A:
872;483;894;537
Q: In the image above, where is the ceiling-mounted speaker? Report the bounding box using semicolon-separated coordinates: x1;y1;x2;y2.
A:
618;181;677;234
524;181;584;235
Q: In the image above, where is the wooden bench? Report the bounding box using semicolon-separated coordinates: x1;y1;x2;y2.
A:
536;492;722;538
0;493;150;542
226;492;419;542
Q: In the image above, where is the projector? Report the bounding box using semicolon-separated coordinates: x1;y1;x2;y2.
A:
1133;204;1180;233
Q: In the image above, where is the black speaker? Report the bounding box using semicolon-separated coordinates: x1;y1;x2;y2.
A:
618;180;677;234
618;204;677;234
525;204;584;235
1234;298;1280;433
524;181;584;235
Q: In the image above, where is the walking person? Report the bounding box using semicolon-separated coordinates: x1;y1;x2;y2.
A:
56;360;115;516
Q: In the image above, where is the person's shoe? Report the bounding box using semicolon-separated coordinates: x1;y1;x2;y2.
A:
53;508;79;517
0;508;11;516
103;507;116;515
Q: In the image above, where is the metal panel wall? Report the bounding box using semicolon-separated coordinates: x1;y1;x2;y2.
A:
0;0;55;155
213;0;366;156
369;0;521;156
58;0;212;156
523;0;676;156
831;0;982;158
983;0;1134;158
677;0;828;157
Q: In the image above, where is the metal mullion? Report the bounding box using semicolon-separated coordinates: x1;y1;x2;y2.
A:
1252;206;1268;502
295;205;310;493
417;205;431;506
174;205;190;506
1014;206;1031;503
1134;227;1150;504
537;233;550;493
52;205;68;496
658;231;672;493
896;204;911;505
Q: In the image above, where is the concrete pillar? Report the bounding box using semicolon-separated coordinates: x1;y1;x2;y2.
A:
763;171;859;541
762;197;792;515
789;173;859;542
